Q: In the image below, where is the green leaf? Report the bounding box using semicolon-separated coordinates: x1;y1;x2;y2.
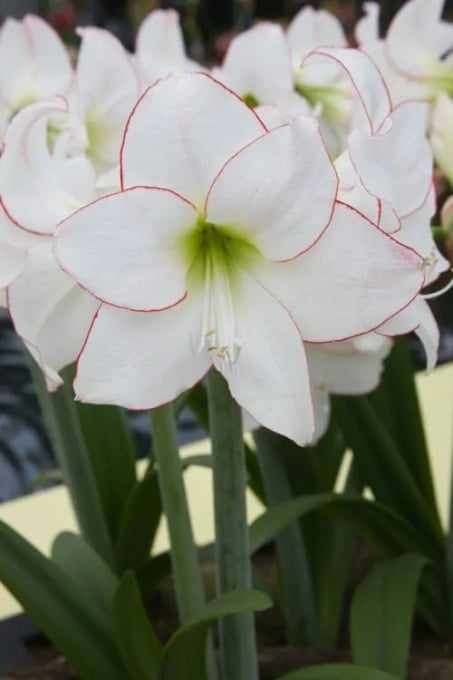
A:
250;493;426;557
0;520;126;680
76;401;137;544
351;554;428;676
331;395;444;560
182;454;213;470
28;359;114;567
369;338;438;513
158;590;271;680
52;532;118;622
278;664;400;680
113;572;163;680
116;467;162;571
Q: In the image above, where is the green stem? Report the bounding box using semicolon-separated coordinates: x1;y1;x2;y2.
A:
150;403;206;622
255;428;317;646
207;369;258;680
27;357;114;568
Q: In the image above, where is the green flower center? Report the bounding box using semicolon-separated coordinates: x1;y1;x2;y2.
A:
179;217;259;364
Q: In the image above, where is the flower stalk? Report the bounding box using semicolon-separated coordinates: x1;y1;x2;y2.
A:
150;403;206;623
207;368;258;680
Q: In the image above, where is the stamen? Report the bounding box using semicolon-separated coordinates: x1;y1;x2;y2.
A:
422;269;453;299
198;234;243;366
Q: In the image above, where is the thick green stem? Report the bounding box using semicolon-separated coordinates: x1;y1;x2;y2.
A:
255;428;317;646
28;357;114;567
207;369;258;680
150;403;206;622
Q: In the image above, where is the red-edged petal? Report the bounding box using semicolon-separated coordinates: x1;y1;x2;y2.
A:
0;99;82;233
302;46;392;133
252;201;424;342
120;72;266;207
349;100;432;218
8;242;99;389
74;298;210;408
56;186;196;312
205;117;337;261
214;269;315;446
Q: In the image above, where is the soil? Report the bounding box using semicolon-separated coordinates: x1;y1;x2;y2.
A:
4;639;453;679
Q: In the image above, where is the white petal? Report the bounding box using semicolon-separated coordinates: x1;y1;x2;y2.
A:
378;297;439;372
136;9;199;84
386;0;453;81
0;289;7;307
336;150;400;233
0;99;83;233
75;299;210;408
0;16;72;110
8;242;99;386
397;188;449;285
216;23;293;104
355;2;380;45
120;72;266;207
306;338;391;395
309;386;331;444
215;269;314;446
206;118;337;261
430;93;453;185
288;6;347;67
0;241;27;288
0;202;42;247
56;187;196;312
303;46;392;133
76;28;140;170
349;101;432;217
253;201;424;342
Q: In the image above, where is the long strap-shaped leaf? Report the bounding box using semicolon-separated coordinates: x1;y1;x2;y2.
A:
250;492;449;635
75;401;137;546
332;395;444;560
28;358;114;567
0;520;126;680
369;338;438;514
158;590;272;680
350;554;428;677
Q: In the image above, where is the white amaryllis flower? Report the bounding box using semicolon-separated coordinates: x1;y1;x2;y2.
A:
211;23;300;109
358;0;453;102
55;73;424;444
0;99;100;388
0;15;72;140
385;0;453;99
74;28;140;172
430;92;453;185
135;9;200;87
313;46;448;371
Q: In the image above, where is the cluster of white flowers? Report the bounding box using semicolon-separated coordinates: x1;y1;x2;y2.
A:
0;1;450;445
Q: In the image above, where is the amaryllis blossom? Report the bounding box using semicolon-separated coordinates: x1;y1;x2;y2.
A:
309;46;449;370
211;23;298;108
357;0;453;102
212;10;349;155
0;15;72;141
55;73;424;444
74;28;140;172
135;9;200;87
0;99;100;388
